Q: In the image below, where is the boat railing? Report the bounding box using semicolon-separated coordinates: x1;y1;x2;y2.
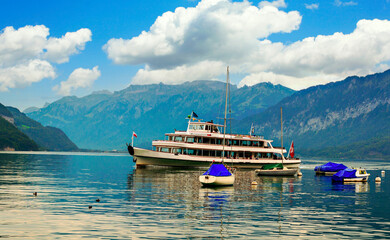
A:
153;140;273;148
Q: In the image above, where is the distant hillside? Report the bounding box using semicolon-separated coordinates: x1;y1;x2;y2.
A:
300;136;390;160
7;107;79;151
0;104;39;151
237;70;390;159
27;81;295;150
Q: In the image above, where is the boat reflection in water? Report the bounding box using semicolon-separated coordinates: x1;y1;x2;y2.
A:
331;181;370;193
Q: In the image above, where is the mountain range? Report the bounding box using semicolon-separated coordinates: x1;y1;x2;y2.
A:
0;104;39;151
0;103;78;151
237;70;390;159
26;70;389;159
27;81;294;150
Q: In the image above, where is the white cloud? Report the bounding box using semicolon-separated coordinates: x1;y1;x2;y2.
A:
238;72;337;90
104;0;301;69
0;25;92;91
0;59;56;91
104;0;390;90
259;0;287;9
44;28;92;63
305;3;319;10
54;66;101;96
334;0;357;7
0;25;49;67
132;61;225;85
239;19;390;88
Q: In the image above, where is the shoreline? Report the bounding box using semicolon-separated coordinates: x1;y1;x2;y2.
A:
0;150;129;157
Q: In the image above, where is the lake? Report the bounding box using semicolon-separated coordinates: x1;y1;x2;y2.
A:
0;152;389;239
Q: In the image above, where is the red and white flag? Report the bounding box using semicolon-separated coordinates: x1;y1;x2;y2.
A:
288;141;294;158
133;131;138;138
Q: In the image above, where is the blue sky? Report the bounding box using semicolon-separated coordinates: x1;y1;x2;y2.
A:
0;0;389;110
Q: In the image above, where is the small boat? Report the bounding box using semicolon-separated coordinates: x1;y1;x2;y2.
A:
314;162;348;175
199;163;235;186
255;163;298;176
332;168;370;182
255;108;298;177
199;67;234;187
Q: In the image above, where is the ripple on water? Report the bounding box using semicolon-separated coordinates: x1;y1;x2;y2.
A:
0;154;389;239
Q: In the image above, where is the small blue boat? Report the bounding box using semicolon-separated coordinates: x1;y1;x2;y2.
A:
332;168;370;182
199;163;235;186
314;162;347;175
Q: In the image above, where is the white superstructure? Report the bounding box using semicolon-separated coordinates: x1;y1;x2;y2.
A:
128;120;301;169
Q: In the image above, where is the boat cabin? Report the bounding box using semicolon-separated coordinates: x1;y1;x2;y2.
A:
187;121;223;133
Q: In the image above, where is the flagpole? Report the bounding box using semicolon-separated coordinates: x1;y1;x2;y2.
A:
132;133;134;147
187;112;193;132
281;107;285;163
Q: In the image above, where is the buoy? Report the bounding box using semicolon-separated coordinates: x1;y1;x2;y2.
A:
96;198;100;202
33;192;37;196
381;170;385;176
251;181;258;185
298;171;303;176
375;177;381;182
88;206;92;209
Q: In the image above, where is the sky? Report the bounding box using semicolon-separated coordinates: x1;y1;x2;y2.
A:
0;0;389;111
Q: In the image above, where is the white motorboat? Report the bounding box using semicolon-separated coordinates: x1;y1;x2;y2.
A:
332;168;370;182
199;163;235;186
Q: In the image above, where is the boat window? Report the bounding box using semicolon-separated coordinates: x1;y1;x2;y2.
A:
199;125;204;130
198;137;202;143
203;150;210;156
212;126;218;132
233;140;239;146
259;141;264;147
182;149;188;155
216;139;222;145
211;138;216;144
173;148;182;154
188;149;195;155
161;147;170;153
203;138;210;144
196;149;202;155
252;141;259;147
187;137;194;143
175;136;183;142
216;151;222;157
205;125;210;131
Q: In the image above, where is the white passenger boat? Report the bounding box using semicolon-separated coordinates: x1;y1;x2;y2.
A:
127;120;301;169
127;67;301;170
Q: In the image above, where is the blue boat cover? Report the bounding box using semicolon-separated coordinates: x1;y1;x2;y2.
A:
332;168;357;182
203;163;232;177
314;162;347;172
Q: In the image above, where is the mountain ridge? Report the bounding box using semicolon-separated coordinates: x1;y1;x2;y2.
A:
28;81;295;150
236;69;390;158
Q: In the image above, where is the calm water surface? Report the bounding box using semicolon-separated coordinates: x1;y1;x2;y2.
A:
0;153;390;239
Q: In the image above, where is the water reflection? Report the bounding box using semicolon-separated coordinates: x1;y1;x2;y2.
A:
1;154;390;239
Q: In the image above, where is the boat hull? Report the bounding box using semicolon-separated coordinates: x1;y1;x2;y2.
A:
131;147;301;169
342;175;370;182
255;168;298;176
199;175;235;186
315;171;338;176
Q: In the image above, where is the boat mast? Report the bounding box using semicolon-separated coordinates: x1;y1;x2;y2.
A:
222;66;229;163
281;107;285;163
